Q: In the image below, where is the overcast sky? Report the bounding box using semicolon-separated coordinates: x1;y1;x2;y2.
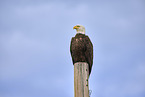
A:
0;0;145;97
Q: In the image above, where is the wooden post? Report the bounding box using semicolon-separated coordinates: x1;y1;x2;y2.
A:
74;62;89;97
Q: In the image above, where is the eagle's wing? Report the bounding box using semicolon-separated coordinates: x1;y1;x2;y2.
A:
70;37;75;64
85;36;93;75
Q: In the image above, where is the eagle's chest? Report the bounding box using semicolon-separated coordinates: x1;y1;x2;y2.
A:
75;38;84;44
73;37;85;51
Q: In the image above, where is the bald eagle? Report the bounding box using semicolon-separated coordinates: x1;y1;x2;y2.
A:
70;25;93;76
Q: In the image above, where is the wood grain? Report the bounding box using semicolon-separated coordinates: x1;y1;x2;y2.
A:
74;62;89;97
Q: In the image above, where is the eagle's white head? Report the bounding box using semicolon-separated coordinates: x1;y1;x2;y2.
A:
73;24;85;34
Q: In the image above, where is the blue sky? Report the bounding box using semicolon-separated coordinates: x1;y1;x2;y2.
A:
0;0;145;97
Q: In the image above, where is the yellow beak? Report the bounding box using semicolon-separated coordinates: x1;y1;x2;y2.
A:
73;26;79;29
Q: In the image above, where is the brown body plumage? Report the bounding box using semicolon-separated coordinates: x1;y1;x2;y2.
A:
70;33;93;75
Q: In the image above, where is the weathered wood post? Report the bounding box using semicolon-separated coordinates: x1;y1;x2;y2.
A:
74;62;89;97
